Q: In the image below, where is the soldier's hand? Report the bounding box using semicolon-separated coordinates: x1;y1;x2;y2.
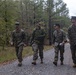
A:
59;42;64;45
52;44;54;47
29;42;33;46
67;40;70;43
10;42;13;46
24;44;27;47
64;39;70;43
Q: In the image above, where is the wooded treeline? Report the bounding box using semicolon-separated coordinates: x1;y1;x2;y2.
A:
0;0;70;48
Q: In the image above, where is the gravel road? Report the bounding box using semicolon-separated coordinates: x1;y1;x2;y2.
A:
0;43;76;75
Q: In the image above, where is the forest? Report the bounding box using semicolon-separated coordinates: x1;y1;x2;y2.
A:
0;0;71;49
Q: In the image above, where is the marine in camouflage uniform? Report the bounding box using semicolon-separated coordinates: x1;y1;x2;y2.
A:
53;24;66;66
11;22;26;67
30;24;46;65
68;16;76;68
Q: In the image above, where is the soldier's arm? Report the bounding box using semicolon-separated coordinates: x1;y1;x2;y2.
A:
42;29;46;37
52;32;55;44
11;31;15;45
62;31;67;43
38;29;46;38
22;31;26;44
68;28;71;40
29;30;35;45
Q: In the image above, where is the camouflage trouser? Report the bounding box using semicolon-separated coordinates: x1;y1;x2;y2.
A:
32;42;44;60
70;45;76;64
54;45;64;62
15;45;23;62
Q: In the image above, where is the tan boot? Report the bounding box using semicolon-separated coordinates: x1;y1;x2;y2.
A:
61;61;64;65
73;64;76;68
41;59;43;64
18;62;22;67
53;61;57;66
32;60;36;65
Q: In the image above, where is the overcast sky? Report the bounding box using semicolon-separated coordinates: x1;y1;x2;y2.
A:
63;0;76;17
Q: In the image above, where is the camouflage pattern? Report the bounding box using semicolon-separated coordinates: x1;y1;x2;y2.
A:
11;29;26;62
53;29;66;44
70;45;76;64
31;28;46;45
15;45;23;62
68;25;76;45
54;45;64;62
12;29;26;46
53;29;66;63
68;25;76;64
32;42;43;60
30;27;45;61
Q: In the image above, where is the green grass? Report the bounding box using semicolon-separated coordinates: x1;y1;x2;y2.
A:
0;45;52;64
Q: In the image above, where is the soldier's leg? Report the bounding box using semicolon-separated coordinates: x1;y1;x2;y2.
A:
75;49;76;63
54;46;59;62
15;46;19;59
32;43;38;65
53;46;59;66
38;45;44;63
33;49;38;61
70;45;76;65
18;45;23;63
74;46;76;64
60;45;64;65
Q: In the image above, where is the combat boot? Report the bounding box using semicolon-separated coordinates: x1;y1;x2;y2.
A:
40;59;43;64
61;61;63;65
53;61;57;66
73;64;76;68
18;62;22;67
32;60;36;65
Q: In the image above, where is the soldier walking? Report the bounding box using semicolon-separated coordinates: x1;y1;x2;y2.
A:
30;23;46;65
53;24;66;66
11;22;26;67
68;16;76;68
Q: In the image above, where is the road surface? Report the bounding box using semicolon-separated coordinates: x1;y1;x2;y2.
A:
0;43;76;75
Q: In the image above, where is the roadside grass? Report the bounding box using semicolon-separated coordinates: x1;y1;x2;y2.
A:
0;45;52;64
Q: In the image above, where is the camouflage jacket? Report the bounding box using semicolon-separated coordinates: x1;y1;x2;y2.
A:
53;29;66;44
68;25;76;45
30;28;46;45
11;29;26;46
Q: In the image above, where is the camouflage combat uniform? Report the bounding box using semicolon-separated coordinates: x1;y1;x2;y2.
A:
68;25;76;64
11;29;26;63
53;29;66;64
30;27;46;61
